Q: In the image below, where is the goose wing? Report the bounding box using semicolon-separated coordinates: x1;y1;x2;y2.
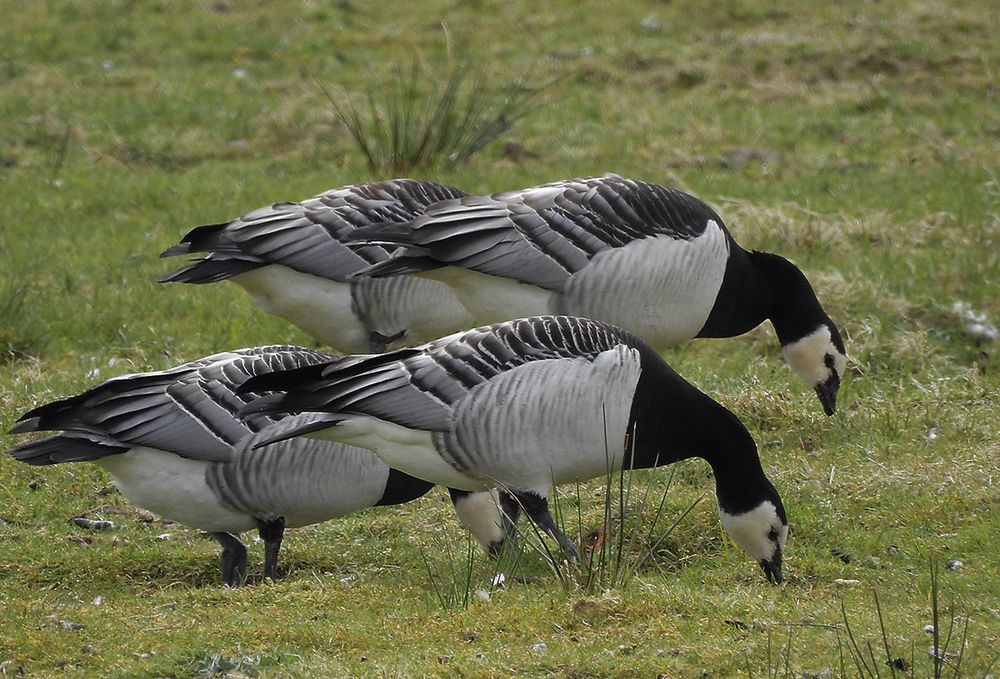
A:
7;346;334;464
240;316;640;433
160;179;466;283
360;174;725;290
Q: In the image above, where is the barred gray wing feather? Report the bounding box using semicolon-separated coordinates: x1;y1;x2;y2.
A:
8;346;336;464
241;316;640;433
366;175;725;290
161;179;466;283
7;431;130;466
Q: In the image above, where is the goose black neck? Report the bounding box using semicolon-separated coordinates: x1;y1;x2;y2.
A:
698;244;773;338
747;251;831;346
626;345;772;514
375;469;434;506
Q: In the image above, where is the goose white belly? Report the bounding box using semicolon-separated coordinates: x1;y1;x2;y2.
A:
439;346;643;496
96;448;254;533
556;224;730;348
418;267;552;327
233;265;369;352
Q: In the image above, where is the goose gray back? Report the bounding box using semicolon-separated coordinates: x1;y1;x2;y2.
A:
159;179;472;352
7;346;504;585
240;316;788;583
356;174;847;414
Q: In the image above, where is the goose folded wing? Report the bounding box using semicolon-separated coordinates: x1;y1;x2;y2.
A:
239;317;639;434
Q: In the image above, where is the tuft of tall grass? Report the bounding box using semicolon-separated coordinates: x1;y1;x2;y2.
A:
321;60;559;175
746;559;1000;678
0;276;41;362
477;422;701;596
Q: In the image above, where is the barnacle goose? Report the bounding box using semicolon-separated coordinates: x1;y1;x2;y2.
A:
239;316;789;584
159;179;473;353
354;174;847;415
6;346;504;586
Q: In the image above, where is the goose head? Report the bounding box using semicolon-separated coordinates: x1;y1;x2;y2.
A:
781;323;847;416
718;490;788;584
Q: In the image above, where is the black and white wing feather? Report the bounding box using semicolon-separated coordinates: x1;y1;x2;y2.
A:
160;179;466;283
7;346;334;465
361;174;725;290
240;316;640;432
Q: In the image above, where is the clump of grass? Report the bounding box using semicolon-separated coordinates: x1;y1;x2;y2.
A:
839;559;999;678
321;60;558;175
0;276;41;362
743;560;999;677
487;421;702;595
420;528;480;611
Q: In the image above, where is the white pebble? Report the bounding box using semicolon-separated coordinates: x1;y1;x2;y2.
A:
946;559;963;570
532;642;548;655
923;624;935;634
833;578;860;585
91;596;104;606
475;589;491;603
926;427;938;441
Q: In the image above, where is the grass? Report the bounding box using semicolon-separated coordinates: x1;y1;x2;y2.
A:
1;0;998;675
324;59;556;174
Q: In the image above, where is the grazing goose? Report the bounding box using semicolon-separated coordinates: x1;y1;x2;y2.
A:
239;316;789;584
6;346;504;586
159;179;473;352
354;174;847;415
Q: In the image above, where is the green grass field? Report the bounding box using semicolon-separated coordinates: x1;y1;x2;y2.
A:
1;1;997;676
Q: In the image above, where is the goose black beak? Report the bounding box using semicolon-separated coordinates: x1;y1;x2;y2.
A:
814;374;840;416
760;550;783;585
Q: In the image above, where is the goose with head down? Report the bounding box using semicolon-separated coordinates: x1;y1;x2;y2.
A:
159;179;473;353
240;316;789;584
6;346;504;585
353;174;847;415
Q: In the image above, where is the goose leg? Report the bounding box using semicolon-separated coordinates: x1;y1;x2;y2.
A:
514;491;578;561
256;517;286;581
212;532;248;586
498;491;521;553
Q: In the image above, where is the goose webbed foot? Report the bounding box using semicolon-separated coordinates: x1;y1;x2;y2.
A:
212;532;248;586
257;517;286;581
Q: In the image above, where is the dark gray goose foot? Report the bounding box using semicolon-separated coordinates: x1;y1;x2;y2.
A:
212;532;248;586
256;517;286;581
514;491;578;561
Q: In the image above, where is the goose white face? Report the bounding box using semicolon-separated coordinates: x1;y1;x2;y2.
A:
781;325;847;416
719;500;788;584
